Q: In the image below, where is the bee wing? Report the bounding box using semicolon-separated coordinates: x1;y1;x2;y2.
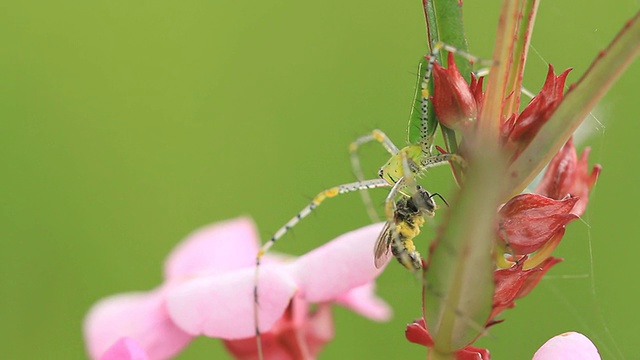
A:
373;222;393;268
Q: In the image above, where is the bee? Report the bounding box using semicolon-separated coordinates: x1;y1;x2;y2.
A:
374;185;446;271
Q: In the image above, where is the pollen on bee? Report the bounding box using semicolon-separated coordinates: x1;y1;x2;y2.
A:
396;222;420;240
404;239;417;253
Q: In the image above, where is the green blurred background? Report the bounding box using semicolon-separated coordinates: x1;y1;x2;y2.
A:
1;0;638;358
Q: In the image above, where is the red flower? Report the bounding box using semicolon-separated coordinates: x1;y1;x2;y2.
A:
491;257;562;320
406;318;491;360
535;138;601;216
223;298;333;360
502;66;572;159
497;194;578;255
432;52;483;133
431;57;573;164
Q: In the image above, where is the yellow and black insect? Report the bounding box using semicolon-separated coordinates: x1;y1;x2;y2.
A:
374;185;446;271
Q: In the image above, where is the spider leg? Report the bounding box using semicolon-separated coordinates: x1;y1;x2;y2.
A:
417;41;485;155
253;178;391;359
349;129;400;222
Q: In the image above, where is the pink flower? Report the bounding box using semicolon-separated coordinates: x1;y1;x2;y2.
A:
533;332;601;360
84;289;192;359
100;338;149;360
165;219;391;356
84;218;391;359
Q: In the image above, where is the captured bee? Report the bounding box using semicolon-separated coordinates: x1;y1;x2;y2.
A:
373;185;446;271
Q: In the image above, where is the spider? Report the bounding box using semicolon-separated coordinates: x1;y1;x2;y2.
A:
252;42;480;358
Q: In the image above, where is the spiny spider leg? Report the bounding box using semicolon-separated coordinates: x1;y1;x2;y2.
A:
349;129;400;222
253;178;391;359
417;42;483;154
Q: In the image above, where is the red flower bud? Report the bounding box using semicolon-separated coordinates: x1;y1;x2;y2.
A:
518;256;563;299
491;257;562;320
405;318;491;360
535;138;601;216
432;52;481;133
497;194;578;255
492;260;532;317
405;318;433;348
503;65;572;156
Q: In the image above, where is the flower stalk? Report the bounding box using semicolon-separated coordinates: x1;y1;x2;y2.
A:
414;0;640;358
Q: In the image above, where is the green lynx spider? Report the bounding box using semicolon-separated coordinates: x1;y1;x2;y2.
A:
252;42;477;358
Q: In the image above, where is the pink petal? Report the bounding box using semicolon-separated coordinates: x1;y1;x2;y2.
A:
302;303;335;357
533;332;600;360
99;338;148;360
164;217;260;280
166;265;297;339
286;223;386;302
84;289;192;360
335;282;392;321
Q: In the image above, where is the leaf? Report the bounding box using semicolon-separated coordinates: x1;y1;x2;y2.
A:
423;0;472;75
507;10;640;194
408;0;471;148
